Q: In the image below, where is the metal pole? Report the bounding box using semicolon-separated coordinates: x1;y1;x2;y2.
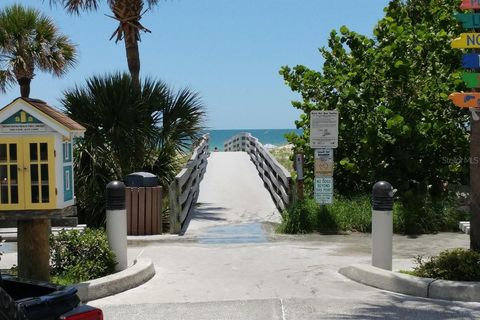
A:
295;152;304;201
106;181;128;271
371;181;394;270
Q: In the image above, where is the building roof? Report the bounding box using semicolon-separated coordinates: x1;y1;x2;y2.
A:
22;98;85;132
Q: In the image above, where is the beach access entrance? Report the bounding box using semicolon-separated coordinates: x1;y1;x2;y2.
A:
168;133;293;240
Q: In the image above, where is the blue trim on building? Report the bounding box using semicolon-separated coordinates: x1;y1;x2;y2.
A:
63;165;73;201
63;142;72;163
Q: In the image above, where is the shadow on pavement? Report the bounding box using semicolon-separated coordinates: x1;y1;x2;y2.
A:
180;203;228;235
323;293;480;319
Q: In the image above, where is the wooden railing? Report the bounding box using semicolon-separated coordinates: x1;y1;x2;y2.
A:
224;133;293;211
169;134;209;233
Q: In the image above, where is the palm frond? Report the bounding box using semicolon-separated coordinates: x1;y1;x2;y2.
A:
63;73;206;226
48;0;101;15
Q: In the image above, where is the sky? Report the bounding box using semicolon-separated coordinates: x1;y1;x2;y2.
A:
0;0;391;129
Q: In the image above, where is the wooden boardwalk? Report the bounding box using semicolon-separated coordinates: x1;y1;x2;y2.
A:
183;152;282;239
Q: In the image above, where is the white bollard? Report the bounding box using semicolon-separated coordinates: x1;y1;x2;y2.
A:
371;181;394;271
106;181;128;271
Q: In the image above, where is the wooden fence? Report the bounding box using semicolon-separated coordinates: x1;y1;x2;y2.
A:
126;186;163;235
224;133;293;211
169;134;209;233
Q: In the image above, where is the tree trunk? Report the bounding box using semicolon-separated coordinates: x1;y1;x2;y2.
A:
18;77;31;98
124;26;141;89
18;219;50;281
470;111;480;251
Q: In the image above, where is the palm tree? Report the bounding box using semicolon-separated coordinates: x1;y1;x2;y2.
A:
63;72;205;226
0;4;77;97
49;0;160;88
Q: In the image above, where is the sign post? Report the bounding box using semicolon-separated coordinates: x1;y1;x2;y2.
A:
450;1;480;250
294;152;305;201
310;111;339;205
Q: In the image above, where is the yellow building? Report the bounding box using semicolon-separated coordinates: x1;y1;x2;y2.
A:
0;98;85;211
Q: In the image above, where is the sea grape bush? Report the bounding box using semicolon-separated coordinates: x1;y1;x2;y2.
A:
280;0;469;233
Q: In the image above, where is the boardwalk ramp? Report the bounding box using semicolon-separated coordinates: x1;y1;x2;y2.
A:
182;152;282;242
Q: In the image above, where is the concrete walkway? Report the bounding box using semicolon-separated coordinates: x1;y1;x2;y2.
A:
91;233;480;319
182;152;281;242
90;152;480;318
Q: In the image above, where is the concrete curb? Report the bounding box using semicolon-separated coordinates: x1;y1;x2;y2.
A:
339;264;480;302
74;257;155;303
429;279;480;302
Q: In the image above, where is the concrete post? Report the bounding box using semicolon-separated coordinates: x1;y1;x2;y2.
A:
372;181;394;271
106;181;127;271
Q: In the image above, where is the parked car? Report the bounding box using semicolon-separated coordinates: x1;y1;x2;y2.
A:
0;275;102;320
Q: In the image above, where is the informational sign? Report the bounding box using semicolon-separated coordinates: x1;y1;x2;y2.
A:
295;153;304;180
448;92;480;108
461;0;480;10
1;123;46;133
314;148;334;176
451;33;480;49
310;110;339;148
314;177;333;204
462;53;480;69
455;13;480;28
462;72;480;88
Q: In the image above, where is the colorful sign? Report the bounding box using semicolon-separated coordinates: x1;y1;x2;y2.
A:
310;110;339;148
455;13;480;28
461;0;480;10
448;92;480;108
462;72;480;88
451;33;480;49
314;177;333;205
462;53;480;68
314;148;334;176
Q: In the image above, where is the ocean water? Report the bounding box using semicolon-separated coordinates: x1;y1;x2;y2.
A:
205;129;302;151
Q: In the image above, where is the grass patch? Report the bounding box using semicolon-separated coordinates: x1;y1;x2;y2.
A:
269;146;294;176
398;270;416;276
278;193;468;235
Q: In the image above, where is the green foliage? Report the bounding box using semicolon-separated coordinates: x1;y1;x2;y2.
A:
321;195;372;233
413;249;480;281
279;0;469;224
278;194;466;235
50;228;116;283
63;73;205;226
278;198;316;234
393;192;469;234
278;196;371;234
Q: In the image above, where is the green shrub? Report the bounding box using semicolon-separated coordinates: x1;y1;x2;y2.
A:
278;193;467;235
50;228;116;284
412;249;480;281
278;198;316;234
394;193;468;234
324;195;371;232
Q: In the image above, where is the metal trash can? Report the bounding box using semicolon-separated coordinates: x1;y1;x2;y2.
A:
124;172;163;235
